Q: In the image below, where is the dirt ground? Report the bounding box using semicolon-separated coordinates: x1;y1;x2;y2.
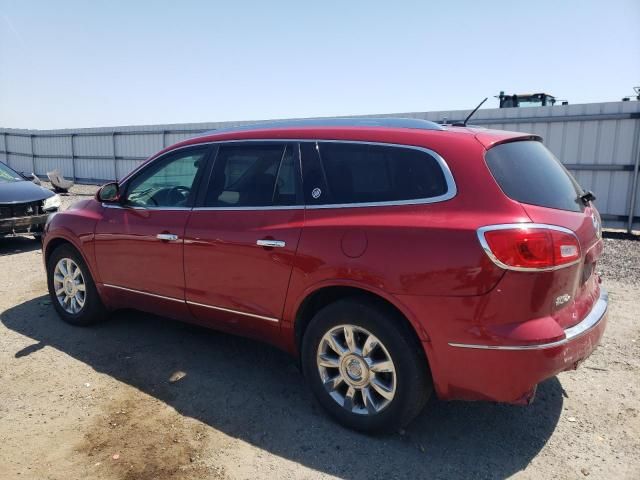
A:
0;188;639;480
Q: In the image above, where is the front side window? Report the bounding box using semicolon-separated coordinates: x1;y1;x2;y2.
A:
124;147;209;208
204;143;300;207
302;142;449;205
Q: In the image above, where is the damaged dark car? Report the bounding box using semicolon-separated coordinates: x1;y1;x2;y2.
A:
0;161;61;238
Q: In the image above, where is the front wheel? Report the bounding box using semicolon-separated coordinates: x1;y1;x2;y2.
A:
301;298;432;433
46;244;108;326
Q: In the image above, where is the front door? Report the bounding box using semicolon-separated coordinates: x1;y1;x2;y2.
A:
184;142;304;343
94;145;211;319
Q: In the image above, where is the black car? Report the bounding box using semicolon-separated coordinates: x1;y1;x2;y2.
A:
0;161;61;238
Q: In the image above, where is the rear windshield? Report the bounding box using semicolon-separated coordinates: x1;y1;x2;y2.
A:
485;140;584;212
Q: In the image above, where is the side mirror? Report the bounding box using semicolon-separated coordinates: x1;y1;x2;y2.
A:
97;182;120;203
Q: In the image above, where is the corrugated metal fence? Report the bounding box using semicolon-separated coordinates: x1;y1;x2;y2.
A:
1;101;639;231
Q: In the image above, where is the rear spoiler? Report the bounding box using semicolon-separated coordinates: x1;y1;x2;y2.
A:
473;131;542;150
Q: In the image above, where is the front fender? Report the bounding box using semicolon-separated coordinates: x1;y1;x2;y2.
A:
43;201;102;283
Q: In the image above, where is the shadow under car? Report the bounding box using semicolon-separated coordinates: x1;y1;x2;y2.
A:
1;296;564;480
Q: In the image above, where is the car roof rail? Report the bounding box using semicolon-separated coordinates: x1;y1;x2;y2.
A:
198;117;444;136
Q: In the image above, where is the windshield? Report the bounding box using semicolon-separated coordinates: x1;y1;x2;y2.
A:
0;162;23;184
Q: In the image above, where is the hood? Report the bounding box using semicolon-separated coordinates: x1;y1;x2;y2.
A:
0;180;55;204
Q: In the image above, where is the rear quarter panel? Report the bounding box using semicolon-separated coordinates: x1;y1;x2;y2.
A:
281;132;531;348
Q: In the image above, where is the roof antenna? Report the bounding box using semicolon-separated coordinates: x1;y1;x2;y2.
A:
453;97;488;127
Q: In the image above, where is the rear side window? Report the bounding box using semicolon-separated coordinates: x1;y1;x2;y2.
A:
485;141;583;212
303;142;448;205
204;143;300;207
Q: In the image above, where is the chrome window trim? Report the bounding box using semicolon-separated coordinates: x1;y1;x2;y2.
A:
102;283;280;322
448;288;608;351
101;203;192;211
193;205;304;211
186;300;279;323
477;223;582;272
117;139;457;212
304;140;456;210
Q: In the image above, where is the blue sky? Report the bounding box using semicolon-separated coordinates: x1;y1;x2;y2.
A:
1;0;639;129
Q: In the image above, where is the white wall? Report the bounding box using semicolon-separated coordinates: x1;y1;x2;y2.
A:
1;101;639;231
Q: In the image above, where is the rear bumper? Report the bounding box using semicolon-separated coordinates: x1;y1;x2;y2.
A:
449;289;608;351
421;288;609;404
0;214;49;236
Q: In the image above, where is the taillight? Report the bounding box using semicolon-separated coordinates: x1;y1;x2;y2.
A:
478;224;581;271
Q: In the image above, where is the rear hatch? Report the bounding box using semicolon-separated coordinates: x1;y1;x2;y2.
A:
484;139;603;329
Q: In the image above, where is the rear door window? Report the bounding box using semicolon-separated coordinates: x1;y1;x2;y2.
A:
204;143;301;207
485;140;584;212
302;142;449;206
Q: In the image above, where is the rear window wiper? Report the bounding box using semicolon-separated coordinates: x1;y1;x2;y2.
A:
579;190;596;205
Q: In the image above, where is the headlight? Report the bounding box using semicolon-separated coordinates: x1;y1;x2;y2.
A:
43;194;61;212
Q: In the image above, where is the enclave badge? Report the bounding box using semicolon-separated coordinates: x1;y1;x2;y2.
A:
555;293;571;307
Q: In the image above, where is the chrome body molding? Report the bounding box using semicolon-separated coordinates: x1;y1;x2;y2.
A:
476;223;582;272
102;283;280;322
186;300;279;323
448;288;608;351
103;283;185;303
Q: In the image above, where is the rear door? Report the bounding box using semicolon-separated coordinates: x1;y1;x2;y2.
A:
183;142;304;342
484;140;603;327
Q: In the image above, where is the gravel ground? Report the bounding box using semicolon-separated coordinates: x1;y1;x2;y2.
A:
600;237;640;286
0;186;638;480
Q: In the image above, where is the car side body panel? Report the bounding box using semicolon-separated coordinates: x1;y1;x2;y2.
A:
42;123;608;407
184;207;305;347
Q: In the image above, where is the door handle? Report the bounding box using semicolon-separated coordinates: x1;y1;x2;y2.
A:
256;239;286;248
157;233;179;241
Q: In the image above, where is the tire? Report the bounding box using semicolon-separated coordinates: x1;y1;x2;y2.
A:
46;244;108;326
301;297;432;433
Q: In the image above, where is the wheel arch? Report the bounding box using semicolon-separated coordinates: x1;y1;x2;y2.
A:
44;237;74;264
293;283;429;360
44;234;99;283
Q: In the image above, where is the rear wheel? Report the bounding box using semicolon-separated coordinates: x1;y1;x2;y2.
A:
47;244;108;326
301;298;432;433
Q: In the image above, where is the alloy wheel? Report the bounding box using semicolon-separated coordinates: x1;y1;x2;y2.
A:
316;324;397;415
53;258;86;314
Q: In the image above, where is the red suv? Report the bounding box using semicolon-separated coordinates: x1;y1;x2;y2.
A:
43;118;608;432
